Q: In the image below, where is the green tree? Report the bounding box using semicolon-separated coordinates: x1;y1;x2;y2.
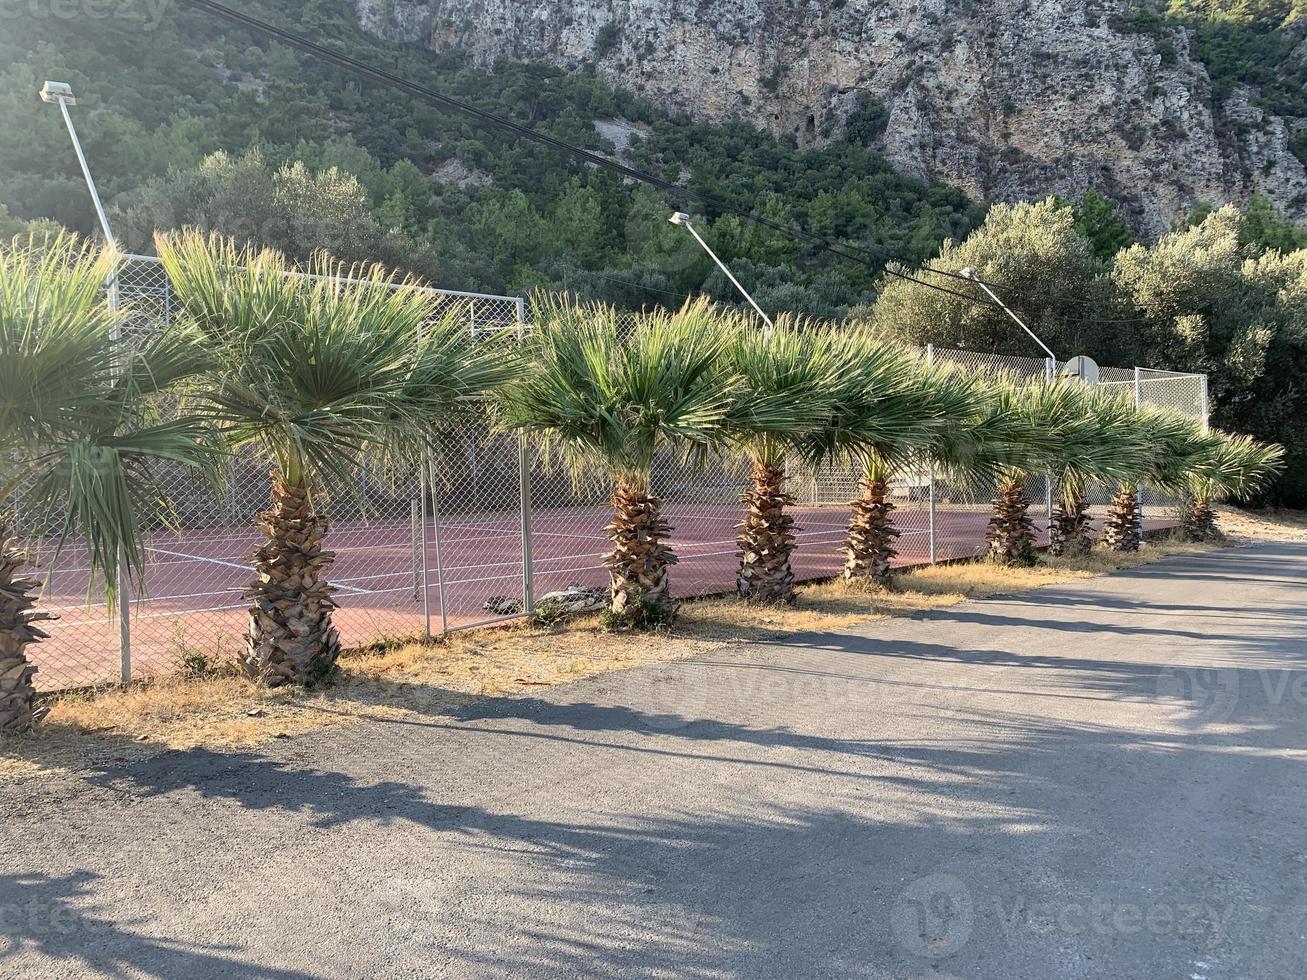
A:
498;298;733;625
157;231;518;685
719;316;853;603
1113;204;1307;501
1239;194;1307;253
869;199;1127;364
1067;190;1135;262
1;233;213;730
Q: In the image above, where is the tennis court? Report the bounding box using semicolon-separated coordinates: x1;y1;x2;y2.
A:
29;498;1178;691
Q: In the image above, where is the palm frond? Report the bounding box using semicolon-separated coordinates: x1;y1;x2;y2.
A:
2;231;215;605
798;327;941;471
719;313;852;469
0;231;126;448
157;230;514;495
498;296;734;489
1189;431;1284;501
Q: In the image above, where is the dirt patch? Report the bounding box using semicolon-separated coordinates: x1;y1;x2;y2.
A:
1215;505;1307;542
0;534;1229;781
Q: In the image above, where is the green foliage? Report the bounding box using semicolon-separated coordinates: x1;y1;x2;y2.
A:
593;22;623;56
796;329;962;472
1189;428;1286;500
1239;194;1307;251
598;589;676;630
156;230;518;491
3;0;980;316
497;297;734;489
719;316;856;470
866;199;1128;363
1128;1;1307;119
868;198;1305;503
1113;205;1307;501
0;232;214;604
1062;190;1136;261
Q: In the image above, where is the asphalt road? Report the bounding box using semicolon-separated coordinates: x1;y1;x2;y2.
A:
3;542;1306;979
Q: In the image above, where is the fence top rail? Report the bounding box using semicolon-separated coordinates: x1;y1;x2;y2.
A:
120;252;523;306
1134;367;1207;379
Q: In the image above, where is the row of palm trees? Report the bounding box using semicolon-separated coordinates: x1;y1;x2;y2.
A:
0;232;1284;732
504;298;1282;607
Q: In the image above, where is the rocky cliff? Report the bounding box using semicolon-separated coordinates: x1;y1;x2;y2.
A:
356;0;1307;237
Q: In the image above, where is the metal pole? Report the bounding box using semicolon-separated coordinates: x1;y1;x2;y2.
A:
672;214;774;331
53;89;131;683
515;298;534;614
1134;367;1145;520
1199;374;1210;432
427;450;450;634
926;344;937;563
54;96;115;249
419;453;432;636
410;497;421;601
1045;356;1055;530
964;268;1057;362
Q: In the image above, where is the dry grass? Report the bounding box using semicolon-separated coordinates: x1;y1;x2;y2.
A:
1215;504;1307;542
0;532;1230;781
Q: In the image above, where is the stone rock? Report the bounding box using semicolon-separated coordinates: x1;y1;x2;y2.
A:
535;585;608;615
354;0;1307;236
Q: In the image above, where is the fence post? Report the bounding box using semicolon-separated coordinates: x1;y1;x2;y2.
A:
1134;367;1145;521
410;498;421;601
1044;357;1055;530
1199;373;1210;432
106;268;132;684
926;344;937;563
427;450;450;635
516;297;535;614
420;450;432;638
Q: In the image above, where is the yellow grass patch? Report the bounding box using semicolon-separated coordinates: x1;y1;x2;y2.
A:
0;532;1236;780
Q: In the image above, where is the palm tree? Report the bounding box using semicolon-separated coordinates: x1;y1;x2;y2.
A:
1100;408;1219;552
719;316;850;603
1180;432;1284;541
157;231;517;685
1;232;212;732
499;297;732;625
986;382;1148;564
1046;387;1150;558
800;334;991;587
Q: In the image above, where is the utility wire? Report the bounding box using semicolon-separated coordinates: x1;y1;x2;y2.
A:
178;0;1144;324
177;0;1008;309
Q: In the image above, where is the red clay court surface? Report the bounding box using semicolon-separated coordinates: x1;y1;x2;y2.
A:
30;503;1178;691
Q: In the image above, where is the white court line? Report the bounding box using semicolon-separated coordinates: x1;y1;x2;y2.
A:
146;545;372;595
146;545;250;572
46;521;925;615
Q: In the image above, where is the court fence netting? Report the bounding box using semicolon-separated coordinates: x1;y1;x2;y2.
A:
16;255;1209;691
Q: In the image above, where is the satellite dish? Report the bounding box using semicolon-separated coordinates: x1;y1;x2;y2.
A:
1061;355;1100;386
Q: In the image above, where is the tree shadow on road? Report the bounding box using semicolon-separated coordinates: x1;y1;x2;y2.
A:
0;870;316;979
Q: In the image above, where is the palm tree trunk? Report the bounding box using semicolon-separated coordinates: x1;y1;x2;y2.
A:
241;478;340;686
737;463;798;603
603;479;677;624
1181;496;1221;542
843;476;900;587
1049;488;1092;558
987;477;1037;565
1101;485;1143;552
0;516;51;733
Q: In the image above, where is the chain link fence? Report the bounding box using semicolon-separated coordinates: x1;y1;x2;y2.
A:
21;273;1208;692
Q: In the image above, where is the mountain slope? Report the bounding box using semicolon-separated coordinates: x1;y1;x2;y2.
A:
361;0;1307;236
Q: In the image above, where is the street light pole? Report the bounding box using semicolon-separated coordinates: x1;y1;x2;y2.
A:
41;80;132;684
669;212;774;331
960;266;1056;363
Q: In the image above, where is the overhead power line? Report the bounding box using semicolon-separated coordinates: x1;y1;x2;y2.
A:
177;0;1144;324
